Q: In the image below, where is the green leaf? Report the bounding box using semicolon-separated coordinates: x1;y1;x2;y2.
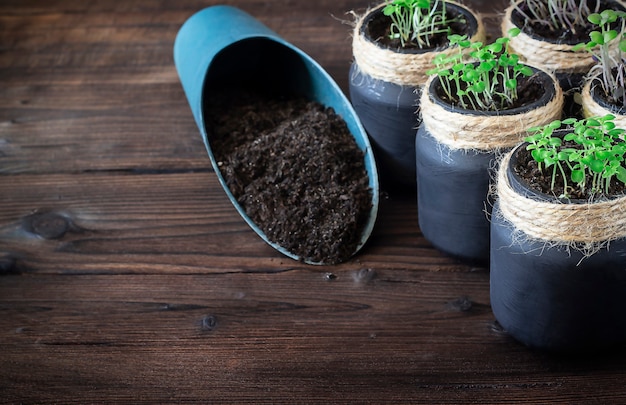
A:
568;150;582;161
589;159;605;173
382;5;397;16
544;157;556;167
557;151;570;160
588;13;602;25
462;69;480;82
477;61;494;73
601;9;618;24
603;121;616;131
548;120;562;130
564;133;578;143
605;30;619;44
508;27;521;37
518;65;534;76
452;62;465;72
548;137;562;147
590;31;605;45
486;42;503;54
471;81;486;93
617;166;626;184
571;169;585;183
613;144;626;155
505;78;517;90
448;34;465;45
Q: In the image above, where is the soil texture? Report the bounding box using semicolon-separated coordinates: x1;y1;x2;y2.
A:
204;90;372;264
434;71;546;111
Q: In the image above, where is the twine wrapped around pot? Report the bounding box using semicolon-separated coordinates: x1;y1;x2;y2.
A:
419;72;564;151
581;79;626;128
502;0;595;74
352;1;485;87
495;151;626;256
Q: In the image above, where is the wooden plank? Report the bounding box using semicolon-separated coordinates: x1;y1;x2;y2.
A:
0;0;507;174
2;272;626;403
0;172;459;275
5;0;625;403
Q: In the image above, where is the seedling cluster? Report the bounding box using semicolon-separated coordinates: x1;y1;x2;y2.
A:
525;114;626;198
513;0;600;35
574;9;626;107
382;0;464;48
426;29;534;111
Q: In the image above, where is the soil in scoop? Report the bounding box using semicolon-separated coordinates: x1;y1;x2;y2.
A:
203;90;372;264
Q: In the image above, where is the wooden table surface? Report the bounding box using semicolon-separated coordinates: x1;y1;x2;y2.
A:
2;0;626;403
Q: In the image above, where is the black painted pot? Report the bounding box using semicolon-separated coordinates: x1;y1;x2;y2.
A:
490;143;626;352
415;67;562;263
349;2;484;188
415;127;494;262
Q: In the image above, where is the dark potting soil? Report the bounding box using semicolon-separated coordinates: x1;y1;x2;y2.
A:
204;90;372;264
366;7;468;51
590;75;626;110
435;72;546;111
513;144;626;200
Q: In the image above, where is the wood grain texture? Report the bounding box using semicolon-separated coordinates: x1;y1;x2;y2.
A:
2;0;626;403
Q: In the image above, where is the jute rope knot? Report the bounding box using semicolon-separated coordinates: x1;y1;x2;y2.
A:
502;0;596;74
496;151;626;254
419;71;564;151
352;1;486;87
581;79;626;128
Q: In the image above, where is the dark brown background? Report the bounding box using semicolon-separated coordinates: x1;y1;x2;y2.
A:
2;0;625;403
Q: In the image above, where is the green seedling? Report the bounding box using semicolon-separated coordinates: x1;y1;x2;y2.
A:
513;0;599;35
426;29;534;111
525;114;626;198
573;9;626;107
382;0;465;48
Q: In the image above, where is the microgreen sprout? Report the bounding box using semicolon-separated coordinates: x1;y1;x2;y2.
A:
513;0;599;35
382;0;465;48
524;114;626;198
574;9;626;107
426;29;535;111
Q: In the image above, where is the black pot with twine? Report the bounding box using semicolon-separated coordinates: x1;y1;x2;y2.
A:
491;141;626;352
415;66;564;263
349;1;485;188
581;75;626;127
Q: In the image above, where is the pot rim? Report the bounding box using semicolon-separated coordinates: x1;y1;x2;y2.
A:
587;76;626;115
